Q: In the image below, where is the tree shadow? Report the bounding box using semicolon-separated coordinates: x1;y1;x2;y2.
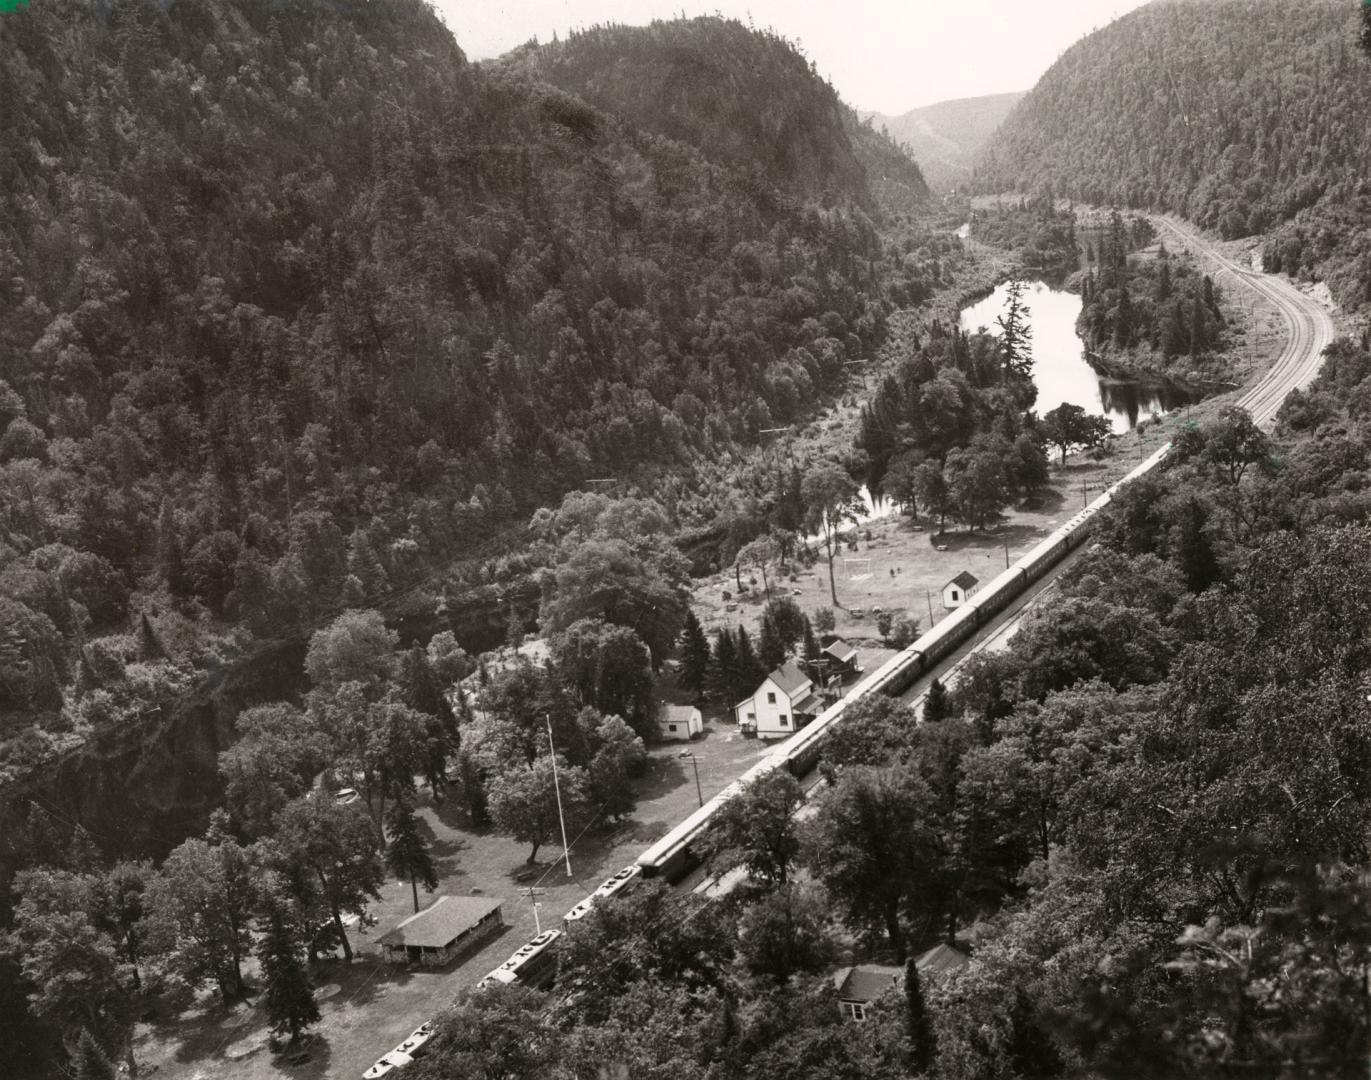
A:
272;1032;334;1079
928;522;1047;554
1019;485;1066;512
431;797;488;834
633;756;687;801
416;816;467;867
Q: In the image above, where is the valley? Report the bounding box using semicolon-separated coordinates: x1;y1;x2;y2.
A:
3;2;1371;1079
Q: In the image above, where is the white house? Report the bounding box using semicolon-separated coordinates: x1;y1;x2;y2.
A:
942;571;979;609
659;704;703;742
735;661;824;738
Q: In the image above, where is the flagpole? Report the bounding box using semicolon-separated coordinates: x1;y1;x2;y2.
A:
547;715;573;878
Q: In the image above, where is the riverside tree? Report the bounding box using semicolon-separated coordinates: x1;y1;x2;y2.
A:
1041;403;1113;464
801;463;863;607
996;277;1034;380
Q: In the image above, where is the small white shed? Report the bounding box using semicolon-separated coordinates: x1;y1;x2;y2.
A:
942;571;979;609
659;704;703;742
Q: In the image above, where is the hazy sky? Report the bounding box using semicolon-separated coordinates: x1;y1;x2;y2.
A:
437;0;1151;115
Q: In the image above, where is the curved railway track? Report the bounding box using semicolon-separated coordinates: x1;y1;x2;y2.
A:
1157;217;1334;425
470;217;1340;991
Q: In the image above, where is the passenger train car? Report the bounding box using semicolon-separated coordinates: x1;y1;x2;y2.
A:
634;443;1172;883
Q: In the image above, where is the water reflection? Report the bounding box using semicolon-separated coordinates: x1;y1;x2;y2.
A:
959;279;1199;434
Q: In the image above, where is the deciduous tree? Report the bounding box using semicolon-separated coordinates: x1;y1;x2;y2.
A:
269;798;384;964
712;772;804;888
487;755;590;865
802;463;862;607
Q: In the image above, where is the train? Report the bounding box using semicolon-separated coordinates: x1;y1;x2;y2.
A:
634;442;1173;883
476;928;563;991
472;443;1171;983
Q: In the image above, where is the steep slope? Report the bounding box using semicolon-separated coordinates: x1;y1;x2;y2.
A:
498;17;929;213
975;0;1371;310
0;0;960;845
0;3;955;1070
868;91;1025;193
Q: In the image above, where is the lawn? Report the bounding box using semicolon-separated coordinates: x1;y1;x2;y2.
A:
135;713;771;1080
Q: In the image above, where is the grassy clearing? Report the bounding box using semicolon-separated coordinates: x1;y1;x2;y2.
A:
136;708;770;1080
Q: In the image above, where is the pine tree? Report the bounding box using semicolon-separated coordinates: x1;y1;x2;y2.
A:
734;625;766;701
706;628;737;706
68;825;104;875
904;956;936;1074
1005;987;1063;1077
72;1028;117;1080
923;679;948;722
1175;498;1220;594
385;793;438;913
156;497;185;595
801;615;822;679
1157;257;1173;302
1114;285;1135;348
995;277;1033;380
257;884;319;1043
758;610;786;672
678;608;710;699
137;611;165;661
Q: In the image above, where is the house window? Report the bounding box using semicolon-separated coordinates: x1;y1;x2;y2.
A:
779;714;789;727
847;1002;867;1021
951;590;960;602
767;692;776;705
668;724;677;733
747;712;755;721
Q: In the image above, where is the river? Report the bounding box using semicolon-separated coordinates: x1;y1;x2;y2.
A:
959;279;1198;433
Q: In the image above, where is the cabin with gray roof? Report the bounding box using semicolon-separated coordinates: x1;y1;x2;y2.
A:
833;944;971;1021
659;703;703;741
821;636;863;678
378;895;504;966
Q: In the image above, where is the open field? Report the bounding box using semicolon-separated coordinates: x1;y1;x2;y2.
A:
135;712;771;1080
134;216;1309;1080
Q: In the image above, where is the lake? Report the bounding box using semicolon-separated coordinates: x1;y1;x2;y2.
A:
959;279;1198;433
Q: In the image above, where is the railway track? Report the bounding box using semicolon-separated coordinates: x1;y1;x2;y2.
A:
481;217;1340;962
885;219;1340;707
1156;217;1335;425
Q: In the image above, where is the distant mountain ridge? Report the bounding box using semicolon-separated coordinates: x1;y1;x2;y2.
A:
498;17;929;213
975;0;1371;311
866;91;1025;193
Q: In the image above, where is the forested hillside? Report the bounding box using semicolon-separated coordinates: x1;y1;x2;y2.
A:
388;331;1371;1078
0;1;950;768
976;0;1371;310
498;17;930;214
868;91;1024;193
